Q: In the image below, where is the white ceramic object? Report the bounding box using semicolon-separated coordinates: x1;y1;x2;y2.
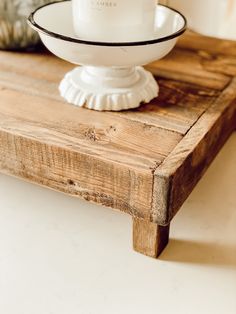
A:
72;0;157;42
59;66;158;111
28;1;186;111
162;0;236;40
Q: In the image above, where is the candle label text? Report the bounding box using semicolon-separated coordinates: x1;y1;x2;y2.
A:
76;0;143;25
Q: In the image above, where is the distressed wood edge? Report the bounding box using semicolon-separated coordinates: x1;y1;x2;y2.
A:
151;78;236;225
0;128;155;220
133;217;170;258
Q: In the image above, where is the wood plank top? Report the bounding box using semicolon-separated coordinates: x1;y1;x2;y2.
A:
0;31;236;224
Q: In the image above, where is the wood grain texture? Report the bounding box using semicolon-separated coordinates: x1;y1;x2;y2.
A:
146;46;231;90
0;33;235;238
152;78;236;225
133;217;170;258
0;129;154;218
178;31;236;57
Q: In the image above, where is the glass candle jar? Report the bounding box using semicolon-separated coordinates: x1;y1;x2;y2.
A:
72;0;157;42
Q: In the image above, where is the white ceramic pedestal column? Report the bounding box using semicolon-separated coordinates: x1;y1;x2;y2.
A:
59;66;159;111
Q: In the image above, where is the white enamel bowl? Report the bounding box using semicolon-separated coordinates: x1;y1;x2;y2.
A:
28;1;187;111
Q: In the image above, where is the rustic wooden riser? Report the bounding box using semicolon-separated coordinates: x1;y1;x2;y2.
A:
0;32;236;258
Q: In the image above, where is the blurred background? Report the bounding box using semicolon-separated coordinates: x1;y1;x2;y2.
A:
0;0;61;50
160;0;236;40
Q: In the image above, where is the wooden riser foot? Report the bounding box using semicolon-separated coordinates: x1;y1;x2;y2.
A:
133;218;170;258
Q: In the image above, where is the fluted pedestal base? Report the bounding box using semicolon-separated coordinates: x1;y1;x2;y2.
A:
59;66;159;111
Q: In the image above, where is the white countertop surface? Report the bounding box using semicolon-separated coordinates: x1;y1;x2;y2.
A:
0;133;235;314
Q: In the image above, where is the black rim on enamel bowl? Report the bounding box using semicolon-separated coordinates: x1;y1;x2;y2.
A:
28;0;187;47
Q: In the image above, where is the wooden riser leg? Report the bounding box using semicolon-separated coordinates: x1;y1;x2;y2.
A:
133;218;170;258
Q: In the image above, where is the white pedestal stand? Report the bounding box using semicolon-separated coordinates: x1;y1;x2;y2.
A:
59;66;159;111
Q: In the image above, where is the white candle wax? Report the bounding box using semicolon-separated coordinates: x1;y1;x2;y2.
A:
72;0;157;42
